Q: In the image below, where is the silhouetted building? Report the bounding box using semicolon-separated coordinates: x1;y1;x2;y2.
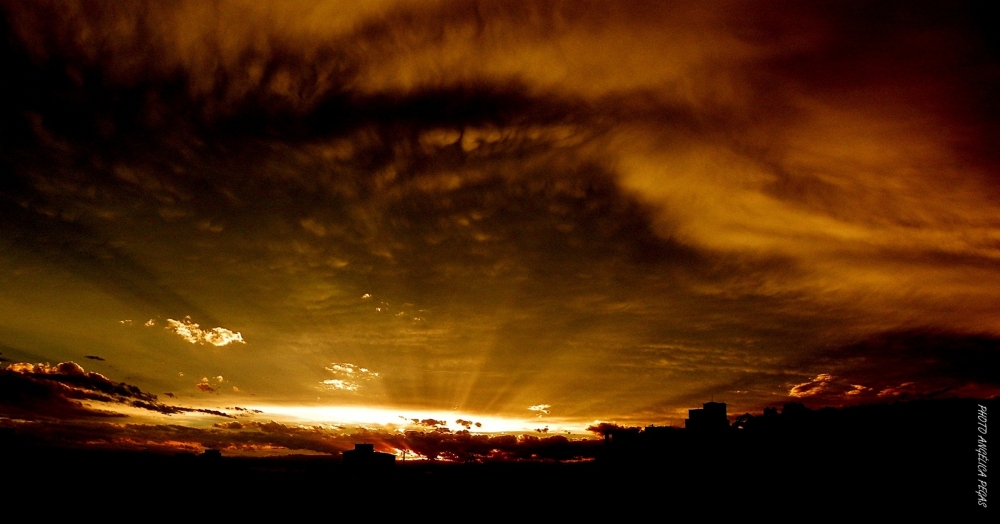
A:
685;401;729;432
643;425;682;438
343;443;395;467
608;427;641;447
641;425;685;451
201;448;222;460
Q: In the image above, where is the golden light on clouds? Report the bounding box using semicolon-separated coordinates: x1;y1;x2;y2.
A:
322;363;380;392
789;374;833;398
248;404;588;435
322;379;359;392
528;404;551;416
165;317;246;346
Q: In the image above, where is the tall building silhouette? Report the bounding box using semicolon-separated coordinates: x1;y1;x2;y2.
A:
685;401;729;432
343;443;396;466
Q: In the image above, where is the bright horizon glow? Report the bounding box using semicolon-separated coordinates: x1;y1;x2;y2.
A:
247;404;592;435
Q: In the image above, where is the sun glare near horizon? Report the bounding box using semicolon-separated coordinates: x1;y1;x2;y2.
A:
246;404;593;435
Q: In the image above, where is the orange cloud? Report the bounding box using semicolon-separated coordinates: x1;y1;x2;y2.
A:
165;317;245;346
789;374;833;398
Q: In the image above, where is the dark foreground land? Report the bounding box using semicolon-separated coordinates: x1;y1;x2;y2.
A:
2;398;994;513
0;447;981;512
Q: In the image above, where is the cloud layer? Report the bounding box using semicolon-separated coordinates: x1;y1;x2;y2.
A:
0;361;232;419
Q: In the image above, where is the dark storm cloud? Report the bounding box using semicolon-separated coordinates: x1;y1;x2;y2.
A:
664;329;1000;414
796;330;1000;401
454;418;478;430
0;362;232;419
0;0;700;314
0;365;126;420
586;422;638;437
1;0;996;156
5;361;156;399
411;418;447;428
0;1;601;140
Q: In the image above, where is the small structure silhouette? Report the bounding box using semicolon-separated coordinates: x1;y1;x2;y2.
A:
685;401;729;432
342;443;395;467
200;448;222;460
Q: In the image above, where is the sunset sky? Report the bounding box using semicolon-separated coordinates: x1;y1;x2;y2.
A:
1;0;998;456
